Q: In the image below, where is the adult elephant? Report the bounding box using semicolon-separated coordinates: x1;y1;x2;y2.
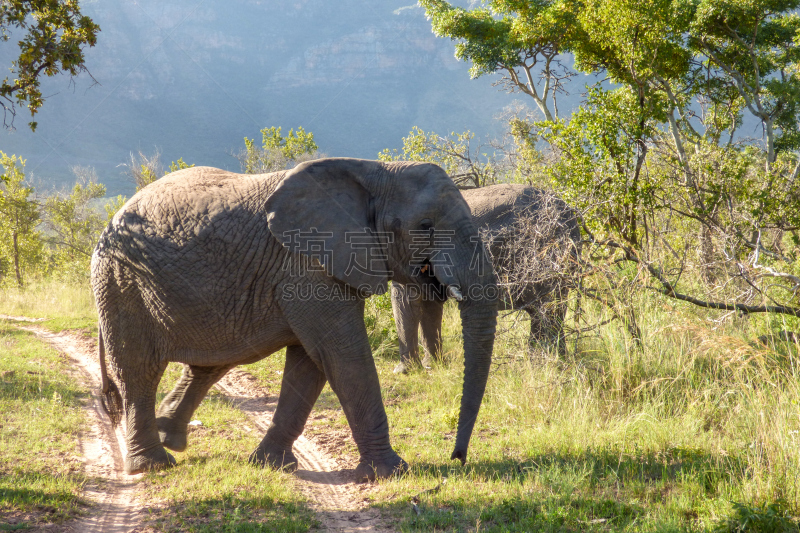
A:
91;158;497;481
392;184;579;373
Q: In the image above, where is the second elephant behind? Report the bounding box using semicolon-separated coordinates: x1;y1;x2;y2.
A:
392;184;580;372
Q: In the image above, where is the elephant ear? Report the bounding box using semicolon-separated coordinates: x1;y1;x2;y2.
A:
265;159;389;295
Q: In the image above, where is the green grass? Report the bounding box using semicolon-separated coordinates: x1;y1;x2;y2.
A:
241;291;800;532
0;278;97;332
5;278;800;531
0;323;88;528
140;362;316;532
356;296;800;532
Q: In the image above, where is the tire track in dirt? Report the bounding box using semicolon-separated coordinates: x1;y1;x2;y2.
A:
12;324;142;533
0;314;46;322
6;318;393;533
215;369;394;532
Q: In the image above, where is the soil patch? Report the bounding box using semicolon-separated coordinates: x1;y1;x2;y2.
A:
17;325;143;533
216;368;394;532
13;321;394;532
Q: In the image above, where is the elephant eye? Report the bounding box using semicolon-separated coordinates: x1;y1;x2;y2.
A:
419;218;434;232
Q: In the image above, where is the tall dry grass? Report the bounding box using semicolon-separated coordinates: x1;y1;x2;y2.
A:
0;278;97;330
365;289;800;530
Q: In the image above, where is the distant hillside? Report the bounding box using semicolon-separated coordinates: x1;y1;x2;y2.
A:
1;0;577;196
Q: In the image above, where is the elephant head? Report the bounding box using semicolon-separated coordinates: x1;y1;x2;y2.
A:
265;158;497;465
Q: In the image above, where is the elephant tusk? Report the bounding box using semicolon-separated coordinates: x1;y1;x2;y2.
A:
447;285;464;301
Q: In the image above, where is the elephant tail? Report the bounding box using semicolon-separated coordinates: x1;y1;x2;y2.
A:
98;326;124;427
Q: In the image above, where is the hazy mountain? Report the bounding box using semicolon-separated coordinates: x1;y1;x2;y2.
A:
1;0;567;197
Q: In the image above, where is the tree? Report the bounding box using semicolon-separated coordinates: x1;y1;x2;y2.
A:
127;150;194;191
546;0;800;317
378;126;504;188
423;0;800;320
0;152;42;286
42;166;107;266
419;0;579;122
688;0;800;163
1;0;100;131
237;126;319;174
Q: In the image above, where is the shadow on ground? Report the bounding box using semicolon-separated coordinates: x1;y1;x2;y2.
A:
0;476;87;524
142;496;316;533
372;447;750;532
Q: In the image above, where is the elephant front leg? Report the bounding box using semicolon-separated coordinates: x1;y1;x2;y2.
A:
312;331;407;481
249;344;326;472
326;349;409;482
283;299;408;481
156;364;233;452
419;299;444;367
391;283;422;374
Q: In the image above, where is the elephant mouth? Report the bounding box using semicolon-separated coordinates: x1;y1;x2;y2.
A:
411;259;448;302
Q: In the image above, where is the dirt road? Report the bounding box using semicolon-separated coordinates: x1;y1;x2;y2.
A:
16;325;143;533
10;321;393;532
216;369;392;532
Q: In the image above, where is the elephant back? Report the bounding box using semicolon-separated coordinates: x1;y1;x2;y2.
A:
461;184;580;311
90;167;290;344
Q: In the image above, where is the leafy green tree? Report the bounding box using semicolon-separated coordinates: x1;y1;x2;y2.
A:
420;0;579;122
423;0;800;318
1;0;100;130
42;167;107;267
541;86;659;248
168;158;194;174
238;126;319;174
128;150;194;191
379;126;504;188
688;0;800;161
0;152;42;286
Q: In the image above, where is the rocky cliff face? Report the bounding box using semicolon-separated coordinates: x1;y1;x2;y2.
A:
0;1;515;195
270;12;463;88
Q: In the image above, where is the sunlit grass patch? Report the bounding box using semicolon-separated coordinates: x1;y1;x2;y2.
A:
0;278;97;332
8;275;795;531
0;324;88;527
361;297;800;531
141;363;316;532
243;348;286;392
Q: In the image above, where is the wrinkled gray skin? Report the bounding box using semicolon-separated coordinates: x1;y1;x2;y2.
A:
91;158;497;481
392;184;579;372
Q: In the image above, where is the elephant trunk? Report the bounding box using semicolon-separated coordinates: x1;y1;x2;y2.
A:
451;284;497;465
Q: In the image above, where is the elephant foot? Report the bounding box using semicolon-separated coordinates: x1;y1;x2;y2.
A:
249;442;298;472
125;447;176;475
394;358;422;374
393;361;410;374
421;354;435;369
157;417;187;452
355;453;408;483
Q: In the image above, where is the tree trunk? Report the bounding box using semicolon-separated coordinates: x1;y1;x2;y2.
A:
700;224;715;284
12;231;22;287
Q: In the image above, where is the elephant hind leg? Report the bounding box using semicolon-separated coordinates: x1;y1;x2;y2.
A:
527;296;568;355
157;364;233;452
97;278;174;474
250;344;326;472
113;345;174;474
